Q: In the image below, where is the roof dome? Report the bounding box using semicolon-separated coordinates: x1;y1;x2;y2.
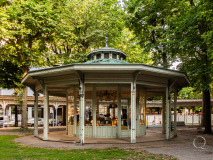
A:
86;47;127;64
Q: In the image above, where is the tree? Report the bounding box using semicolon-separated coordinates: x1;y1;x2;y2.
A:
126;0;213;133
167;0;213;133
178;87;202;99
0;60;23;89
51;0;126;64
0;0;60;129
125;0;179;68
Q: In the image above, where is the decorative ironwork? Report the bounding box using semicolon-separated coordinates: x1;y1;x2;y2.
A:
97;90;117;101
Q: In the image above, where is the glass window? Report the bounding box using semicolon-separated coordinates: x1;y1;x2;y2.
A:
139;93;146;125
113;54;117;59
96;54;101;59
121;105;128;130
85;103;92;126
68;97;74;125
97;102;118;126
104;53;109;59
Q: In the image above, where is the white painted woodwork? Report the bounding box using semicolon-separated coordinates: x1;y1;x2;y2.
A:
52;107;55;127
174;90;177;137
66;93;68;135
136;89;140;137
34;90;38;137
2;103;5;128
74;87;77;136
68;125;146;138
47;97;49;133
131;81;136;143
43;85;49;140
166;86;171;140
92;86;96;137
55;107;58;126
143;89;147;132
85;126;93;137
137;125;146;136
79;78;85;144
117;86;121;138
162;95;166;134
117;55;119;60
109;53;112;59
96;126;117;138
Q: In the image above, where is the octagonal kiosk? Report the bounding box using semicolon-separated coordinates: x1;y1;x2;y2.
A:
22;46;189;144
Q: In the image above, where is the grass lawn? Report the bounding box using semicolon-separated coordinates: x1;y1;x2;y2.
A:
0;135;177;160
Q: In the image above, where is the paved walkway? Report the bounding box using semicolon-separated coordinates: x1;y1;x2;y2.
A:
1;126;213;160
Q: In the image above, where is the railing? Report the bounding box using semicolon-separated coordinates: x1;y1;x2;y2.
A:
146;114;213;127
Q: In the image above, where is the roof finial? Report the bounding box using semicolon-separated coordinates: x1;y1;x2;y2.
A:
105;34;108;47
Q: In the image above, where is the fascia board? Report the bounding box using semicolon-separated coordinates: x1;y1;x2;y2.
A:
73;64;185;77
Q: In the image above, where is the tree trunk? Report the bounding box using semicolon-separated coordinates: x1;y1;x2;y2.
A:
21;87;28;129
15;105;18;127
162;52;168;68
201;94;206;126
202;90;212;134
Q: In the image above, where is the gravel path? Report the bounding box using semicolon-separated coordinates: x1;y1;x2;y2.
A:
1;126;213;160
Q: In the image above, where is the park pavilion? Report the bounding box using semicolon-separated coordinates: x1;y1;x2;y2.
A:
21;46;189;144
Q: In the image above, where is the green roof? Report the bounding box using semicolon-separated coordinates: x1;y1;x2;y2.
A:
85;59;130;64
87;47;126;60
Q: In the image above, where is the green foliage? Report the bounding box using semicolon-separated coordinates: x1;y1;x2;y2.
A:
125;0;177;68
0;0;61;88
49;0;125;64
115;28;153;64
178;87;202;99
0;0;151;89
0;60;23;88
0;135;177;160
165;0;213;92
1;0;60;66
126;0;213;92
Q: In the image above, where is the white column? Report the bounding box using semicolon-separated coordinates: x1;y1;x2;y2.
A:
162;95;166;134
136;89;140;136
79;77;85;144
92;86;96;138
117;55;119;60
6;106;9;123
9;106;11;118
74;87;77;136
101;54;104;59
55;106;58;126
52;106;55;127
131;82;136;143
28;107;32;120
127;99;130;135
34;90;38;137
117;86;121;138
66;93;68;135
47;98;49;133
143;90;147;129
166;86;171;140
43;85;49;140
2;102;6;128
174;90;178;137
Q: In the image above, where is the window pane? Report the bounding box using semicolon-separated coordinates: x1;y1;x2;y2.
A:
96;54;101;59
104;53;109;59
113;54;117;59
